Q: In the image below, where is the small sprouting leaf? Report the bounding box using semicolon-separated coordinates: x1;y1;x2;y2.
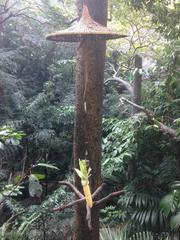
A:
35;163;59;170
74;168;83;178
88;167;92;176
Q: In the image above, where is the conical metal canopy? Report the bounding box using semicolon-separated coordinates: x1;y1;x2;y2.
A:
46;3;126;42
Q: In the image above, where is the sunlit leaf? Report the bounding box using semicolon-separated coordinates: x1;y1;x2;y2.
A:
35;163;59;170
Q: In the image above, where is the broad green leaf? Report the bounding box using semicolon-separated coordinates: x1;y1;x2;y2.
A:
32;173;46;180
29;174;42;198
170;212;180;230
160;194;174;216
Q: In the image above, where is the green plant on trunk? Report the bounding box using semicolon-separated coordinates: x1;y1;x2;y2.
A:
75;160;93;208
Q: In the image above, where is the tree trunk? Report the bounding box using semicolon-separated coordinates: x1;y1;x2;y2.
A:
127;55;142;180
133;54;142;113
73;1;107;239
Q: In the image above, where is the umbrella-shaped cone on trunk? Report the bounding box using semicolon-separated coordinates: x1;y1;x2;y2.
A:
46;3;127;42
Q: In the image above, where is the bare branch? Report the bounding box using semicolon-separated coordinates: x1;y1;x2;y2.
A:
15;13;50;25
58;181;84;199
53;183;106;212
121;97;177;138
53;198;85;212
105;77;134;95
92;183;106;199
93;190;125;207
105;63;133;95
0;12;13;24
0;1;36;25
53;183;124;213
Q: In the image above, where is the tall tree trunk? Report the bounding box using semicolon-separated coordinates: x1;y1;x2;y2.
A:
133;54;142;113
73;1;107;239
127;55;142;180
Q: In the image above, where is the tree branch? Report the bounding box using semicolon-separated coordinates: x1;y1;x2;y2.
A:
53;183;106;212
0;2;37;26
105;77;134;95
53;183;124;212
58;181;84;199
121;97;177;138
105;63;133;95
92;183;106;199
53;198;85;211
93;190;124;207
52;183;124;229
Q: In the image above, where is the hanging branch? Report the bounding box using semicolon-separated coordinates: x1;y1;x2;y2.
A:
105;63;133;95
121;97;177;139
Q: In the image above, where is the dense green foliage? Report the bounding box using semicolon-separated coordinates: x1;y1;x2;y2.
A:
0;0;179;239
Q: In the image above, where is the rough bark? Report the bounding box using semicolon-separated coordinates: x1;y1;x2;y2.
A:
73;0;107;239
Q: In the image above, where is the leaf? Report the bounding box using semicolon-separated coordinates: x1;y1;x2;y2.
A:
2;184;24;196
160;194;174;216
29;174;42;198
170;212;180;230
18;213;41;235
35;163;59;170
171;181;180;189
14;175;22;183
5;138;20;145
103;158;110;165
74;168;83;178
151;209;158;227
33;173;46;180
